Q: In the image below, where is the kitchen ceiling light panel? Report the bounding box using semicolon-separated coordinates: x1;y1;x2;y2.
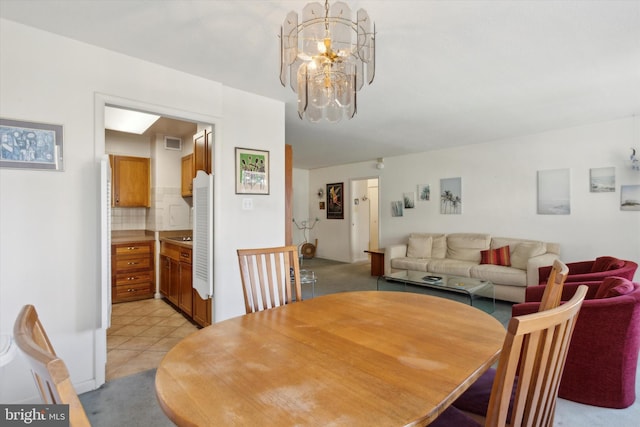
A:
105;106;160;134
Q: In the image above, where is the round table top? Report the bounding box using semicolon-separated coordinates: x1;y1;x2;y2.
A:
156;291;505;426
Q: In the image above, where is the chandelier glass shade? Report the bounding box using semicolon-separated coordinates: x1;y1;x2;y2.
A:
280;1;375;123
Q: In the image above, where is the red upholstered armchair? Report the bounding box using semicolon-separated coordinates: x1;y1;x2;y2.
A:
538;256;637;284
512;279;640;408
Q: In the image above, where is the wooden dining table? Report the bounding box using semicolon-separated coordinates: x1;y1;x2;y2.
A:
155;291;506;426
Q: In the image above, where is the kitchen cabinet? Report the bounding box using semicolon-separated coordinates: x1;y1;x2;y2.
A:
110;155;150;207
159;240;211;325
192;129;212;175
177;247;192;317
192;291;212;327
159;254;179;306
181;154;193;197
111;241;155;303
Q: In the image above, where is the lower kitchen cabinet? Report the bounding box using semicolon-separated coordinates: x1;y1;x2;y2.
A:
112;241;155;303
160;240;211;327
192;291;212;327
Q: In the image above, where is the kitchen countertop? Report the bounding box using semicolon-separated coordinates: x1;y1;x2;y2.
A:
111;230;193;247
111;230;155;244
159;237;193;248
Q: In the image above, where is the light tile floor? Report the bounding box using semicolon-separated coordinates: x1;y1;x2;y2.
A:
107;298;199;381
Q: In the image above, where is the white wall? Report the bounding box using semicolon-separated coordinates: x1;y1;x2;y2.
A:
214;86;285;322
0;19;285;403
308;117;640;282
292;168;310;248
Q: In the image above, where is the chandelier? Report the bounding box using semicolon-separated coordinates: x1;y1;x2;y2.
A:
280;0;376;123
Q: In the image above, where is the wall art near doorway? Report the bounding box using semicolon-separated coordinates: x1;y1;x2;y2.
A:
326;182;344;219
417;184;430;201
235;147;269;194
403;192;416;208
391;201;404;217
0;118;64;171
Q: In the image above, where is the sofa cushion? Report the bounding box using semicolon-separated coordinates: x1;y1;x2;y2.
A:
591;256;625;273
428;259;477;277
446;233;491;262
471;264;527;287
510;242;546;270
480;246;511;266
411;233;447;258
407;236;432;259
595;277;635;299
390;258;430;272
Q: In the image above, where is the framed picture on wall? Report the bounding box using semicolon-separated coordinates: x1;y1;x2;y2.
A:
537;168;570;214
235;147;269;194
326;182;344;219
440;177;462;214
0;118;64;171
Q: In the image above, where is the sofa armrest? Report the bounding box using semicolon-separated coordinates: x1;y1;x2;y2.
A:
384;244;407;275
526;253;559;286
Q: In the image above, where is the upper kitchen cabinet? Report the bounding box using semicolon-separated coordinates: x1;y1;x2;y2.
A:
192;128;212;174
110;155;150;207
181;154;194;197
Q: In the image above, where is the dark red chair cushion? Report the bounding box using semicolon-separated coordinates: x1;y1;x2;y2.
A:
428;405;481;427
591;256;625;273
594;277;635;299
452;368;516;421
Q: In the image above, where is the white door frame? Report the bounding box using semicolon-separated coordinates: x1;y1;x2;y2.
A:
93;93;220;387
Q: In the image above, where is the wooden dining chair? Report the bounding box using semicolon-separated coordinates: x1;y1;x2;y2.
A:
450;259;570;423
237;245;302;314
434;285;588;427
13;305;91;427
538;259;569;312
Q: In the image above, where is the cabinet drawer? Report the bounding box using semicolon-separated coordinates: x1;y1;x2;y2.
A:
115;271;152;286
161;242;192;264
115;244;152;256
114;282;153;300
179;249;192;264
114;256;152;271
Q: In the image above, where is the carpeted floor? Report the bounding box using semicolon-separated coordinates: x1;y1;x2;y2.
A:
80;258;640;426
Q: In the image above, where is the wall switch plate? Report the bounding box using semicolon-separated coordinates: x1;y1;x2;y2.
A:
242;198;253;210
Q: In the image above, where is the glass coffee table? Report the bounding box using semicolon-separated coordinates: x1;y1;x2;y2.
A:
378;270;495;313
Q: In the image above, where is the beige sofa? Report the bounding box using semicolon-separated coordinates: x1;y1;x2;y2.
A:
384;233;560;303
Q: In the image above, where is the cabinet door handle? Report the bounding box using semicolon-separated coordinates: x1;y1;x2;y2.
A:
181;252;190;258
127;261;139;265
127;247;138;250
127;276;138;281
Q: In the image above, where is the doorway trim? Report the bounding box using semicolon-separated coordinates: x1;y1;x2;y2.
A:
93;93;221;387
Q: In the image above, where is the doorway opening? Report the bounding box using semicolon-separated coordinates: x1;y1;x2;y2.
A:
350;178;380;263
95;94;219;387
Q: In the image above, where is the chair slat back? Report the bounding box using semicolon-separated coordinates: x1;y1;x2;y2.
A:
485;285;587;427
13;305;91;427
538;259;569;312
237;245;302;314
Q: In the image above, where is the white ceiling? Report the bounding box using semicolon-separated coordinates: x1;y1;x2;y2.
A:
2;0;639;169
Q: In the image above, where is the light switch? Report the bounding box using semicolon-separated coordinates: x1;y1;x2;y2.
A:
242;198;253;210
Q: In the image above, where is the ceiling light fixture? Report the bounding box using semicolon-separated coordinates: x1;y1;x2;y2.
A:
280;0;375;123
